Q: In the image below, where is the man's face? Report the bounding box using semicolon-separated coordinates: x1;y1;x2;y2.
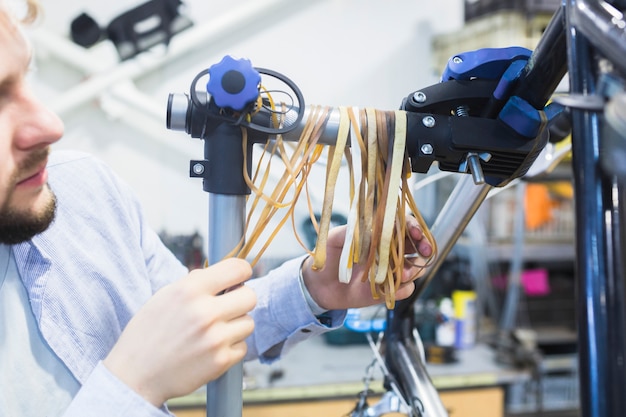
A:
0;9;64;244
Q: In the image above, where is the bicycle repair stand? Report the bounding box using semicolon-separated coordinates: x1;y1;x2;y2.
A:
166;42;567;416
166;55;309;417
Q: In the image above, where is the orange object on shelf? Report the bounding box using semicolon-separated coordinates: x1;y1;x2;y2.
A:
524;183;553;230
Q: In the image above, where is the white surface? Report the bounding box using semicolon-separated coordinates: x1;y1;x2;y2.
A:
243;335;527;391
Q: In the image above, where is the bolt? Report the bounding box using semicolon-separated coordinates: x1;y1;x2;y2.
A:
413;91;427;103
467;153;485;185
422;116;436;128
192;163;205;175
452;56;463;64
455;105;469;117
421;144;434;155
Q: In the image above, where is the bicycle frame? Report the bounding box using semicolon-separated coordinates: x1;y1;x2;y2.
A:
566;0;626;416
168;1;626;416
380;1;626;417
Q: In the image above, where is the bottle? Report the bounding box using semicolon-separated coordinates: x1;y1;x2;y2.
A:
453;290;477;349
436;298;456;347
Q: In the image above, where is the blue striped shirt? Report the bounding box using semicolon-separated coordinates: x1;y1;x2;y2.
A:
7;150;344;416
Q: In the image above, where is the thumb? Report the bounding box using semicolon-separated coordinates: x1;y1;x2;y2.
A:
326;225;348;249
187;258;252;295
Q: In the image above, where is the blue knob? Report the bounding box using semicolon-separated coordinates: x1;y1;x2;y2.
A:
207;55;261;111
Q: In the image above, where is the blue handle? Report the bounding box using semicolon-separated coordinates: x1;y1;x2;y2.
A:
207;55;261;111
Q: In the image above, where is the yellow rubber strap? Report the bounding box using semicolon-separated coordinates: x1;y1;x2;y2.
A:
374;110;407;284
312;106;351;270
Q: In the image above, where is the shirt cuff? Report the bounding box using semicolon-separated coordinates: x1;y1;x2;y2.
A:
63;362;171;417
297;255;328;316
245;255;346;363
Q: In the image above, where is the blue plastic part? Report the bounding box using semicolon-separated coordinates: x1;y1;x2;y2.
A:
544;101;566;121
207;55;261;111
493;59;528;100
498;96;544;138
441;46;532;81
344;308;387;333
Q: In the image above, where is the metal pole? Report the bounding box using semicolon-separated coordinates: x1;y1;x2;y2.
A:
198;122;252;417
205;194;247;417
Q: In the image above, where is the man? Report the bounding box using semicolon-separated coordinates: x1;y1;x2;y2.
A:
0;1;434;416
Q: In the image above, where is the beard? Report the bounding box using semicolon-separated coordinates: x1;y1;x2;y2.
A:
0;187;57;244
0;147;57;245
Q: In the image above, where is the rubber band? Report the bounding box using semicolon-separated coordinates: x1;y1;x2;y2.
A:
226;94;436;308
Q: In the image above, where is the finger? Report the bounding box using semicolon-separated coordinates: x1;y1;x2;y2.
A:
228;339;249;363
208;338;249;380
211;314;255;345
187;258;253;295
406;215;423;239
418;239;433;257
211;285;257;320
325;224;348;250
395;281;415;300
400;265;422;284
401;253;430;282
405;221;433;257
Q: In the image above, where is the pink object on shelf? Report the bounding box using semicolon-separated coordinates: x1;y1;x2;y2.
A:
521;268;551;296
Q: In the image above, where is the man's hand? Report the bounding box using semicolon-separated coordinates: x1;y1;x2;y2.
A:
103;258;256;407
301;216;433;311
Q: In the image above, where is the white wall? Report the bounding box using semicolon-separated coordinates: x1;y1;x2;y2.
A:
27;0;464;260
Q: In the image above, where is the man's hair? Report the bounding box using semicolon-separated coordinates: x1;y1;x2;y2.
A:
1;0;41;24
22;0;41;23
